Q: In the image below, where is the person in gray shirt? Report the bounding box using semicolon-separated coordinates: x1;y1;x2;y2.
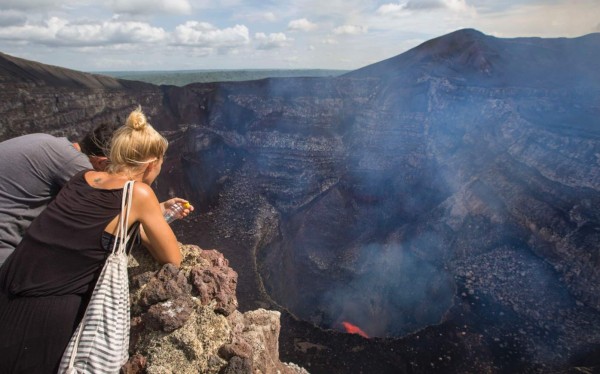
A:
0;123;117;265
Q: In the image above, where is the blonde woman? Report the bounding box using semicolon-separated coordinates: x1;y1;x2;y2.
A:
0;107;192;373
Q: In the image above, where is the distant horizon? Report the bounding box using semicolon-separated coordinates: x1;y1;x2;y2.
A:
0;1;597;72
92;68;350;74
96;68;350;86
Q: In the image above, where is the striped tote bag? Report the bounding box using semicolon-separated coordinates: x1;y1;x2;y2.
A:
59;181;137;373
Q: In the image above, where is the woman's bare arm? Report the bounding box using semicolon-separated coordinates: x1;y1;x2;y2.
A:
131;183;182;266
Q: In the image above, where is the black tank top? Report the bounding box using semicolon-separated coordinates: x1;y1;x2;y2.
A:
0;170;132;297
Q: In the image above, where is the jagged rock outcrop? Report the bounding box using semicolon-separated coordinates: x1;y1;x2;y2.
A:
125;243;308;374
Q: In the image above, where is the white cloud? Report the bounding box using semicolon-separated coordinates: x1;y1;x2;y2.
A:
0;17;167;46
108;0;192;15
288;18;317;32
0;17;65;44
254;32;290;49
444;0;476;15
332;24;368;35
376;3;407;17
59;20;167;45
377;0;475;17
262;12;277;22
172;21;250;48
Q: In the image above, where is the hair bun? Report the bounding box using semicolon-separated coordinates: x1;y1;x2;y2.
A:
126;106;148;131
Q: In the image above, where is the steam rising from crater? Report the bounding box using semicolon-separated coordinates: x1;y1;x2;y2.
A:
320;243;455;338
174;30;600;368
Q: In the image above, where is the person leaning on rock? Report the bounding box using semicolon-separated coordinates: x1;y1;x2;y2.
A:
0;122;118;265
0;106;192;373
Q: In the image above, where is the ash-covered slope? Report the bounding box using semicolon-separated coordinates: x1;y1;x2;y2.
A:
0;51;147;89
168;29;600;373
1;28;600;373
0;51;173;141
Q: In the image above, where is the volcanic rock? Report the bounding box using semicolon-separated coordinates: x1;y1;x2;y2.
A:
126;243;307;374
190;249;239;315
1;28;600;373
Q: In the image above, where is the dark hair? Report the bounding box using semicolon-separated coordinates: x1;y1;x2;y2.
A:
79;122;119;157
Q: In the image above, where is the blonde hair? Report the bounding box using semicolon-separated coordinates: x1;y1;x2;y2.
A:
108;106;168;174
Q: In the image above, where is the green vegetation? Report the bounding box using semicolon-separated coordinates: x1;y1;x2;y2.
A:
93;69;349;87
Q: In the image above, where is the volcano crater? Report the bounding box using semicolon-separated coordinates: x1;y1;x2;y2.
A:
256;176;456;338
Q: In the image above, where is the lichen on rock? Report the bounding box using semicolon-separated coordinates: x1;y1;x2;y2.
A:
124;243;308;374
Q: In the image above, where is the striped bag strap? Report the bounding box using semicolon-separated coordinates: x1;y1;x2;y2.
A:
111;180;135;255
64;180;135;372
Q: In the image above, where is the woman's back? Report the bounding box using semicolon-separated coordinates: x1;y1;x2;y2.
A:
0;169;131;373
0;170;124;297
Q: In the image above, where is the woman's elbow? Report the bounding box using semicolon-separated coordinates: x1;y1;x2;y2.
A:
165;254;182;267
145;242;182;267
157;248;182;267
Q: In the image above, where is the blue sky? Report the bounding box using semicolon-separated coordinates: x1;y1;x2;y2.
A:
0;0;598;72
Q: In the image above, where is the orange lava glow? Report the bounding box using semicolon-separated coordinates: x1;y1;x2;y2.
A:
341;321;369;338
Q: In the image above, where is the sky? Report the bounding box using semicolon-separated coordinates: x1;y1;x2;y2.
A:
0;0;598;72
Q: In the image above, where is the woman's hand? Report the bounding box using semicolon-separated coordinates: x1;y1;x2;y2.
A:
160;198;194;219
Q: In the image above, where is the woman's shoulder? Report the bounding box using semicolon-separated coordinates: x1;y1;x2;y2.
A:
131;182;157;200
130;182;160;215
67;169;93;187
82;171;123;190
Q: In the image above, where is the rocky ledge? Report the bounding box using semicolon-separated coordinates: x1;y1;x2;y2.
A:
124;243;308;374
